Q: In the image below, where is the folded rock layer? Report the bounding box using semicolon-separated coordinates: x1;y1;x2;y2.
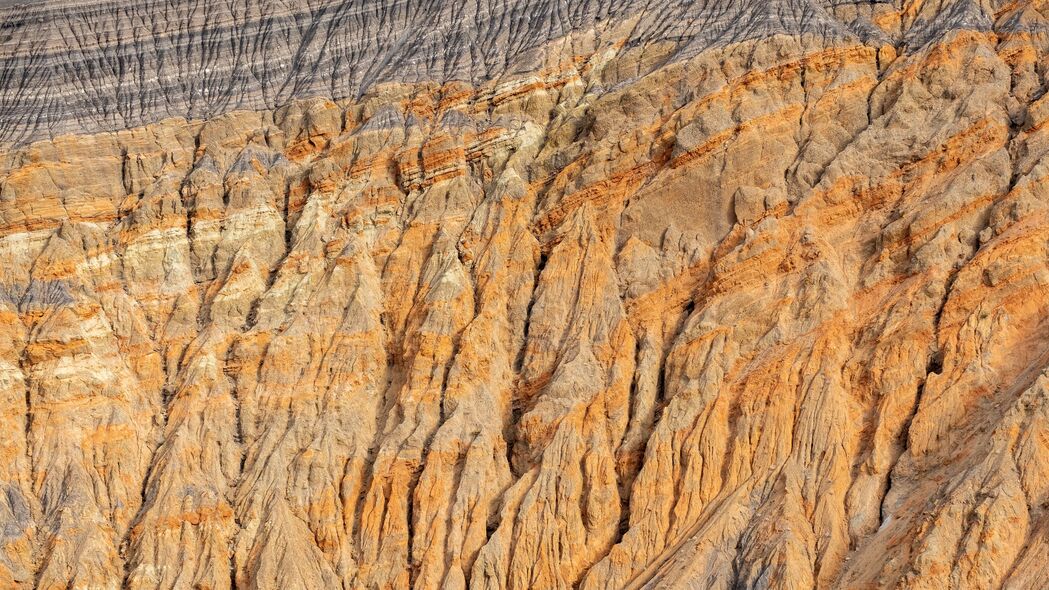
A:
1;0;1048;588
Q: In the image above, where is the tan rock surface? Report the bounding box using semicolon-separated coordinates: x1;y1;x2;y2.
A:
2;1;1049;588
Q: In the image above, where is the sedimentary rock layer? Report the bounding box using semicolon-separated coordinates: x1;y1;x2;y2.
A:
0;0;1024;145
1;0;1049;589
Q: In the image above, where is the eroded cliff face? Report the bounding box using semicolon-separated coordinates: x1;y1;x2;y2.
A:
0;1;1048;589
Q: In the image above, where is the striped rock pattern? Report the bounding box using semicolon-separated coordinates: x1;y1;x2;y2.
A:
0;0;1048;589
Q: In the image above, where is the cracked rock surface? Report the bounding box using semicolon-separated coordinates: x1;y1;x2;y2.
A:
1;0;1049;588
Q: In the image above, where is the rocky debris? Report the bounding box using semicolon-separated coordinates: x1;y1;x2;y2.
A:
1;0;1049;589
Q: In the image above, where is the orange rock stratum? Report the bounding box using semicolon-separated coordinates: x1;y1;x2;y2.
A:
1;0;1048;588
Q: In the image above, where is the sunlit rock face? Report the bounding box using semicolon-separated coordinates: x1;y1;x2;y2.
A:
1;1;1048;588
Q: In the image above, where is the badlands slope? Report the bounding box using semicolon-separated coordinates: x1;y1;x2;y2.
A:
0;0;1048;588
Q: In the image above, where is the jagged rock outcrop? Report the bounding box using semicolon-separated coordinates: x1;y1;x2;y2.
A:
1;0;1049;588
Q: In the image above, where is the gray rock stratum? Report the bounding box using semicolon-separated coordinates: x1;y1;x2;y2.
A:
0;0;1016;145
1;0;1049;589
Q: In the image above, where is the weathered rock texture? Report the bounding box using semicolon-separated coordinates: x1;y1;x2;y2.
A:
1;0;1049;588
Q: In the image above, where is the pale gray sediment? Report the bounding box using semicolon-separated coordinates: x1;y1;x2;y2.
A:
0;0;1012;146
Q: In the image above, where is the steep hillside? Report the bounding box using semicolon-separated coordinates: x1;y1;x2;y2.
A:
0;1;1048;588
